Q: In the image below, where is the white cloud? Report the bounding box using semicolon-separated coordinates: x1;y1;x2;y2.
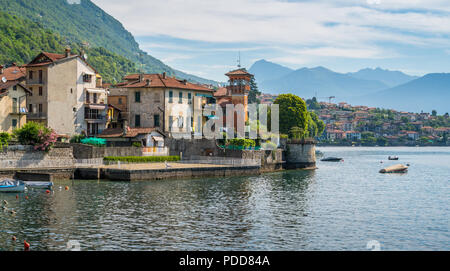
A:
91;0;450;67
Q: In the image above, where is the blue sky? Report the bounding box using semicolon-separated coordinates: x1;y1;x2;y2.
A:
91;0;450;82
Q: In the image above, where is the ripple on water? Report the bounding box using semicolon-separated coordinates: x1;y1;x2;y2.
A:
0;147;449;251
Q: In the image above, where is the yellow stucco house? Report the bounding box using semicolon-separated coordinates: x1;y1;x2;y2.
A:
0;65;31;133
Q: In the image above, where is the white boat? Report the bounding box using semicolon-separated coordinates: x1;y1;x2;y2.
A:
0;179;27;193
379;164;408;174
24;181;54;189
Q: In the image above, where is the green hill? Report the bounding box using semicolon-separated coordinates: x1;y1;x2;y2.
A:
0;12;138;83
0;0;217;85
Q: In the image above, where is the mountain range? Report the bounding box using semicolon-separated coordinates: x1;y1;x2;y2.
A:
249;59;449;113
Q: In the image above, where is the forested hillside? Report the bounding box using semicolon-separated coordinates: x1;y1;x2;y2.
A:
0;0;217;85
0;12;138;83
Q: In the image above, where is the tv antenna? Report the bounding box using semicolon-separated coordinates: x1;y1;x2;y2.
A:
237;51;241;68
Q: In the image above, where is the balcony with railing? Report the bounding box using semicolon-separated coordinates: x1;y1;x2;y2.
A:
27;112;47;119
85;111;106;121
10;106;28;115
26;79;44;85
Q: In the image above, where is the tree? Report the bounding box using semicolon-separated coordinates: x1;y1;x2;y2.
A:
248;76;261;104
307;111;325;137
274;94;308;136
306;97;321;110
289;127;305;139
432;110;437;117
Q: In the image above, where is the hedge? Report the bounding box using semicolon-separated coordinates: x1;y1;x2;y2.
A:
104;156;180;163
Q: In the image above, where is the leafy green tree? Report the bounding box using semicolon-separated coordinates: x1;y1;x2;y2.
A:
0;132;11;151
432;110;437;117
289;127;305;139
376;137;388;146
274;94;309;136
306;97;321;110
307;111;325;137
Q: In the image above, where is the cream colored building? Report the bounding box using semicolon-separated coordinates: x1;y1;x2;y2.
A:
114;73;215;138
25;50;107;136
0;65;30;133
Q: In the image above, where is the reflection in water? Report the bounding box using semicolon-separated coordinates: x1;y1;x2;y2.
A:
0;147;449;251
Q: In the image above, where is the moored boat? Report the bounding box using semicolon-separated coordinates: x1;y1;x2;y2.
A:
388;156;399;160
0;179;27;193
321;157;343;162
379;164;408;174
24;181;54;189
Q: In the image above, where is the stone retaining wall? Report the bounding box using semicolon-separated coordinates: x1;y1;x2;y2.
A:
285;142;316;169
0;146;75;169
71;144;143;159
101;166;261;181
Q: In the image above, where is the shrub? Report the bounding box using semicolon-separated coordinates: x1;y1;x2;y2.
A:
132;142;142;147
13;122;57;152
227;138;256;148
70;134;86;143
261;141;278;150
0;132;12;151
104;156;180;163
80;137;107;146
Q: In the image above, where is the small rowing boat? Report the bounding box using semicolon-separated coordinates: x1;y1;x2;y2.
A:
379;164;408;174
321;157;343;162
0;179;27;193
24;181;54;189
388;156;399;160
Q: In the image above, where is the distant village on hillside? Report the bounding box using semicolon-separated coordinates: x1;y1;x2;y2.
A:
259;94;450;146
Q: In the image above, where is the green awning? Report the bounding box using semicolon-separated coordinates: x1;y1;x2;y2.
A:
196;93;214;98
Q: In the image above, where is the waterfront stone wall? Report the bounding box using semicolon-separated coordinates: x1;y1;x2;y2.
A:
166;138;285;171
219;149;285;172
0;145;75;169
101;166;261;181
285;142;316;169
165;138;220;158
71;143;143;159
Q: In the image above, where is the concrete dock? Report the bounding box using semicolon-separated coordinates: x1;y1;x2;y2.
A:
75;162;261;181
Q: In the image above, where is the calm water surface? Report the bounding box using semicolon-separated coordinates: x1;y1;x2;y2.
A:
0;147;449;251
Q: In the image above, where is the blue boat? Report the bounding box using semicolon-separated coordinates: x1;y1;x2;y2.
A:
0;179;27;193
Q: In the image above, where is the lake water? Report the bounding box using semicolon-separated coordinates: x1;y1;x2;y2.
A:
0;147;449;251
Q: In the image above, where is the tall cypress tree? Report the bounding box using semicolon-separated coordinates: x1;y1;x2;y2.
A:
248;76;261;104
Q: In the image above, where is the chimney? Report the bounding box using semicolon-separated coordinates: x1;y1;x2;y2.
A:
139;74;144;82
11;63;17;67
0;65;3;75
123;120;129;136
162;72;166;79
65;48;71;58
183;79;187;85
145;79;151;87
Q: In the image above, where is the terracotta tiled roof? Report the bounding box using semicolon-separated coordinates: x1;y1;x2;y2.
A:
124;127;156;138
24;52;97;73
25;52;67;67
225;68;253;77
213;87;228;97
98;128;123;138
42;52;66;62
119;74;213;92
0;65;26;81
99;127;165;138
